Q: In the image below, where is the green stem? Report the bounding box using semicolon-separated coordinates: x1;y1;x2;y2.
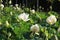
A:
46;36;48;40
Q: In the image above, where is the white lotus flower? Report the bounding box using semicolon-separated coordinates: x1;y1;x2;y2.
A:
30;24;39;33
0;4;4;10
30;9;35;13
15;4;18;7
18;13;30;21
46;15;57;25
9;0;12;4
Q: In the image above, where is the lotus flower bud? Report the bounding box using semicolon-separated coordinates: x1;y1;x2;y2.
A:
30;24;39;33
9;0;12;4
6;21;9;27
30;9;35;13
15;4;18;7
0;4;4;10
46;15;57;25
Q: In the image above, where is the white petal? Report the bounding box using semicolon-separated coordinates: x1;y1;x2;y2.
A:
18;13;30;22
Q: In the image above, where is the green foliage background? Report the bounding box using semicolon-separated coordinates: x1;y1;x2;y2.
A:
0;6;60;40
